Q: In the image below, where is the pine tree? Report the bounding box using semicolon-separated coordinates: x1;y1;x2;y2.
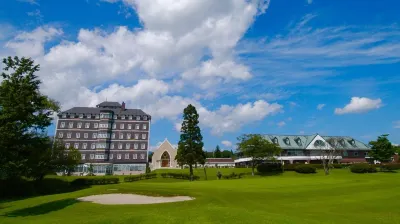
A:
369;134;395;163
175;104;204;181
214;145;222;158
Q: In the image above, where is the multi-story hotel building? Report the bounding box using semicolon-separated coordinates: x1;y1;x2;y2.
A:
54;101;151;175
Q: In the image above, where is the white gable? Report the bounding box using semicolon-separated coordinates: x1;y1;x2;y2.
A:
306;134;332;150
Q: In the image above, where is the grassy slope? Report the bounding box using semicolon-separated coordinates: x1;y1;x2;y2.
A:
1;170;400;224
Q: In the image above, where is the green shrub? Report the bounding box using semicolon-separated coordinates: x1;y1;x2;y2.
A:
222;172;245;179
295;165;317;174
283;164;297;171
378;163;400;172
350;164;377;173
257;163;283;173
124;173;157;182
160;172;200;180
71;176;119;186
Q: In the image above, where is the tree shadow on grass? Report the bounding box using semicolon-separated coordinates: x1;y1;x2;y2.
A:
3;199;79;217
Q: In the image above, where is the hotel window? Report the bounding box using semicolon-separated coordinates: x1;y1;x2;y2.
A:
141;143;145;149
95;114;99;119
134;134;139;139
121;115;125;120
354;152;359;156
128;116;132;120
113;123;116;129
110;143;114;149
127;133;131;139
99;123;108;128
82;143;87;149
136;116;140;120
68;122;73;128
77;122;82;128
58;132;63;138
60;122;65;128
81;154;86;160
113;115;117;119
364;152;368;156
84;133;88;138
120;124;124;129
142;134;146;139
134;143;138;149
76;133;80;138
133;154;137;159
96;143;106;148
67;133;72;138
70;114;75;118
91;143;96;149
125;154;129;159
109;154;113;159
118;143;123;149
143;124;147;130
79;114;83;118
126;143;130;149
135;124;140;130
62;114;67;118
95;154;104;159
94;123;98;128
92;133;97;139
140;154;145;159
74;143;79;149
119;133;124;139
112;133;115;139
117;154;121;159
65;143;70;148
128;124;132;129
143;116;148;121
86;114;91;119
85;123;90;128
90;154;94;159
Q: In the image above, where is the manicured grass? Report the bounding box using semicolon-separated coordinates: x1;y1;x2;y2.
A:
1;169;400;224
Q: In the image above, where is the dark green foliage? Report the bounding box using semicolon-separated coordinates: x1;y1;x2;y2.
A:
160;172;200;180
295;165;317;174
378;163;400;172
124;173;157;182
257;163;283;173
216;171;222;180
369;135;395;163
70;176;119;186
221;150;234;158
236;134;282;176
214;145;222;158
175;104;205;180
222;172;245;179
0;56;60;180
87;164;95;176
283;163;346;171
350;164;377;173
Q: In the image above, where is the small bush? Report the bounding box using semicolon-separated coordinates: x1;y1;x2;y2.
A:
378;163;400;172
350;164;377;173
71;176;119;186
124;173;157;182
257;163;283;173
295;165;317;174
283;164;297;171
159;172;200;180
222;172;245;179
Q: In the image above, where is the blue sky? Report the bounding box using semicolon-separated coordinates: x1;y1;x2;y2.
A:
1;0;399;150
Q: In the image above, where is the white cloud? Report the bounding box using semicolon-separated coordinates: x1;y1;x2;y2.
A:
307;0;312;4
17;0;39;5
277;121;286;127
335;97;383;115
317;104;326;110
221;140;233;148
393;121;400;129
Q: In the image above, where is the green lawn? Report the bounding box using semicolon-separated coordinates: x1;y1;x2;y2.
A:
1;169;400;224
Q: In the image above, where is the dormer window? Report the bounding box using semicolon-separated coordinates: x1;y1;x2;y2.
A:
143;116;148;120
339;138;346;147
121;115;125;120
136;116;141;121
314;140;325;147
283;137;290;145
294;137;302;146
86;114;91;118
129;116;132;120
348;139;356;147
62;114;66;118
69;114;75;118
79;114;83;118
113;115;117;119
272;137;278;144
95;114;99;119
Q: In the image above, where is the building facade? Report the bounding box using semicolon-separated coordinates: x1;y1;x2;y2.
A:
235;134;371;165
55;101;151;175
151;139;179;169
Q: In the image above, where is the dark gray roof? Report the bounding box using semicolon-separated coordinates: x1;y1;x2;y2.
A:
60;107;150;117
96;101;121;107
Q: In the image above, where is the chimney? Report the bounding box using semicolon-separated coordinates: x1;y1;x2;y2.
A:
121;101;125;111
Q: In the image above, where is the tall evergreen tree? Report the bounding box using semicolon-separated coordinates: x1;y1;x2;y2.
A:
214;145;222;158
369;134;395;163
175;104;204;181
0;56;59;180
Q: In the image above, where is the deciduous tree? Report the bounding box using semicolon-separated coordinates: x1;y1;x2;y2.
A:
236;134;281;176
314;138;343;175
369;134;395;163
175;104;204;181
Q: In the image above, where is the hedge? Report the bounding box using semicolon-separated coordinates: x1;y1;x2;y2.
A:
295;165;317;174
350;164;377;173
284;163;347;171
124;173;157;182
160;172;200;180
71;176;119;186
257;163;283;173
377;163;400;171
222;172;245;179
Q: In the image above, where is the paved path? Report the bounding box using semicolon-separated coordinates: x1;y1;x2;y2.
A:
78;194;194;205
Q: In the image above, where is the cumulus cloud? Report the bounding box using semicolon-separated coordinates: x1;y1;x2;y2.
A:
221;140;233;148
317;104;326;110
335;97;383;115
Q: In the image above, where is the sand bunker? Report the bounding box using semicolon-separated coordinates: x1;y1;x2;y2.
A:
78;194;194;205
